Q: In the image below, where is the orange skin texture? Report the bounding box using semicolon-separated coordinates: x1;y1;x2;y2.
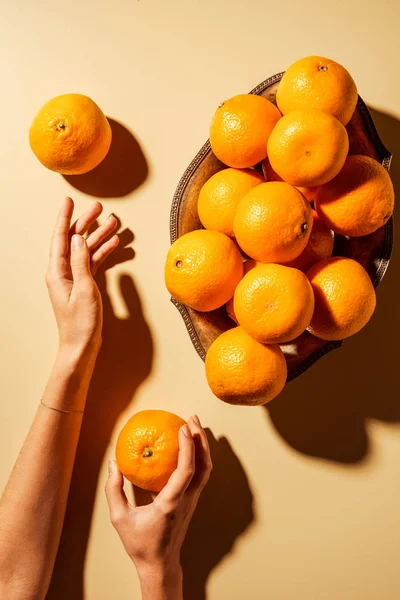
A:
276;56;358;125
226;259;261;322
198;168;264;237
307;257;376;341
234;263;315;344
165;230;243;312
210;94;281;168
262;157;318;203
29;93;112;175
116;410;186;493
315;155;395;237
233;182;313;263
267;108;349;187
205;326;287;406
282;211;334;272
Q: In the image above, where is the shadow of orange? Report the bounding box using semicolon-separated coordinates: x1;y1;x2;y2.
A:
63;118;149;198
265;107;400;464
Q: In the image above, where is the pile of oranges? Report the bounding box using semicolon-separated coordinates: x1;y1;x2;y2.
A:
165;56;395;407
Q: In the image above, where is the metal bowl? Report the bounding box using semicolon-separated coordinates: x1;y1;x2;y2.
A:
169;73;393;381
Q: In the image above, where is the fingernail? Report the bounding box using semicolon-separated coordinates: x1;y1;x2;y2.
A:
108;460;116;475
181;424;191;438
192;414;201;426
72;234;84;249
108;213;116;220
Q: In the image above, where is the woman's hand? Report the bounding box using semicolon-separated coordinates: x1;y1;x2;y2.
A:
46;197;119;357
105;415;213;600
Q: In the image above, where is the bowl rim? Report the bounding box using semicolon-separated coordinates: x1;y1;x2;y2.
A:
169;72;394;382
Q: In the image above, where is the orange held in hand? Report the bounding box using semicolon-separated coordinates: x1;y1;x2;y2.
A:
165;230;243;312
234;263;315;344
276;56;358;125
306;257;376;341
116;410;186;492
267;108;349;187
210;94;281;168
205;327;287;406
29;93;112;175
315;155;395;237
198;168;264;237
233;182;313;263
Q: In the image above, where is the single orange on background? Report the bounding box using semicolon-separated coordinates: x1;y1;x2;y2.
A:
116;410;186;492
276;56;358;125
262;157;318;203
165;230;243;312
267;108;349;187
198;168;264;237
210;94;281;168
234;263;315;344
205;326;287;406
233;182;313;263
315;155;395;237
282;211;334;272
29;93;112;175
306;257;376;341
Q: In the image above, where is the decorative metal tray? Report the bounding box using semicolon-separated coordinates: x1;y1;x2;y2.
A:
169;73;393;381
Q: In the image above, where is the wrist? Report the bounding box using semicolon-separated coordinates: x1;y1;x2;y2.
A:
136;561;183;600
42;344;100;413
57;338;101;372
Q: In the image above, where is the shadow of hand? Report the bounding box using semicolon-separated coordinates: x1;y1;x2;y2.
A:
266;107;400;465
181;431;255;600
47;231;154;600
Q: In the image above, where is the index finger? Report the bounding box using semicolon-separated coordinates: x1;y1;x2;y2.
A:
49;197;74;271
155;424;195;511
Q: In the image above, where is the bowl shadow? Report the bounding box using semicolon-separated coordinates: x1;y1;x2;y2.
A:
265;107;400;465
63;118;149;198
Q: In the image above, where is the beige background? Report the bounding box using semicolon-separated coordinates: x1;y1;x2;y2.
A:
1;1;400;598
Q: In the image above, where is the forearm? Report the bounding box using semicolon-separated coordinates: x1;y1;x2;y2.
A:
0;347;97;599
138;564;183;600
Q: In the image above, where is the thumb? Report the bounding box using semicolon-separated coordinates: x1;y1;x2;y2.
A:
70;234;92;283
105;460;129;525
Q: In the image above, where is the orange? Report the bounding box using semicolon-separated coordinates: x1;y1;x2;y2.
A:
262;157;318;203
307;257;376;340
267;108;349;187
315;155;395;237
209;94;281;168
226;259;260;322
198;168;264;237
276;56;358;125
234;264;315;344
29;93;112;175
116;410;186;492
233;182;313;263
282;211;334;272
165;230;243;312
205;327;287;405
